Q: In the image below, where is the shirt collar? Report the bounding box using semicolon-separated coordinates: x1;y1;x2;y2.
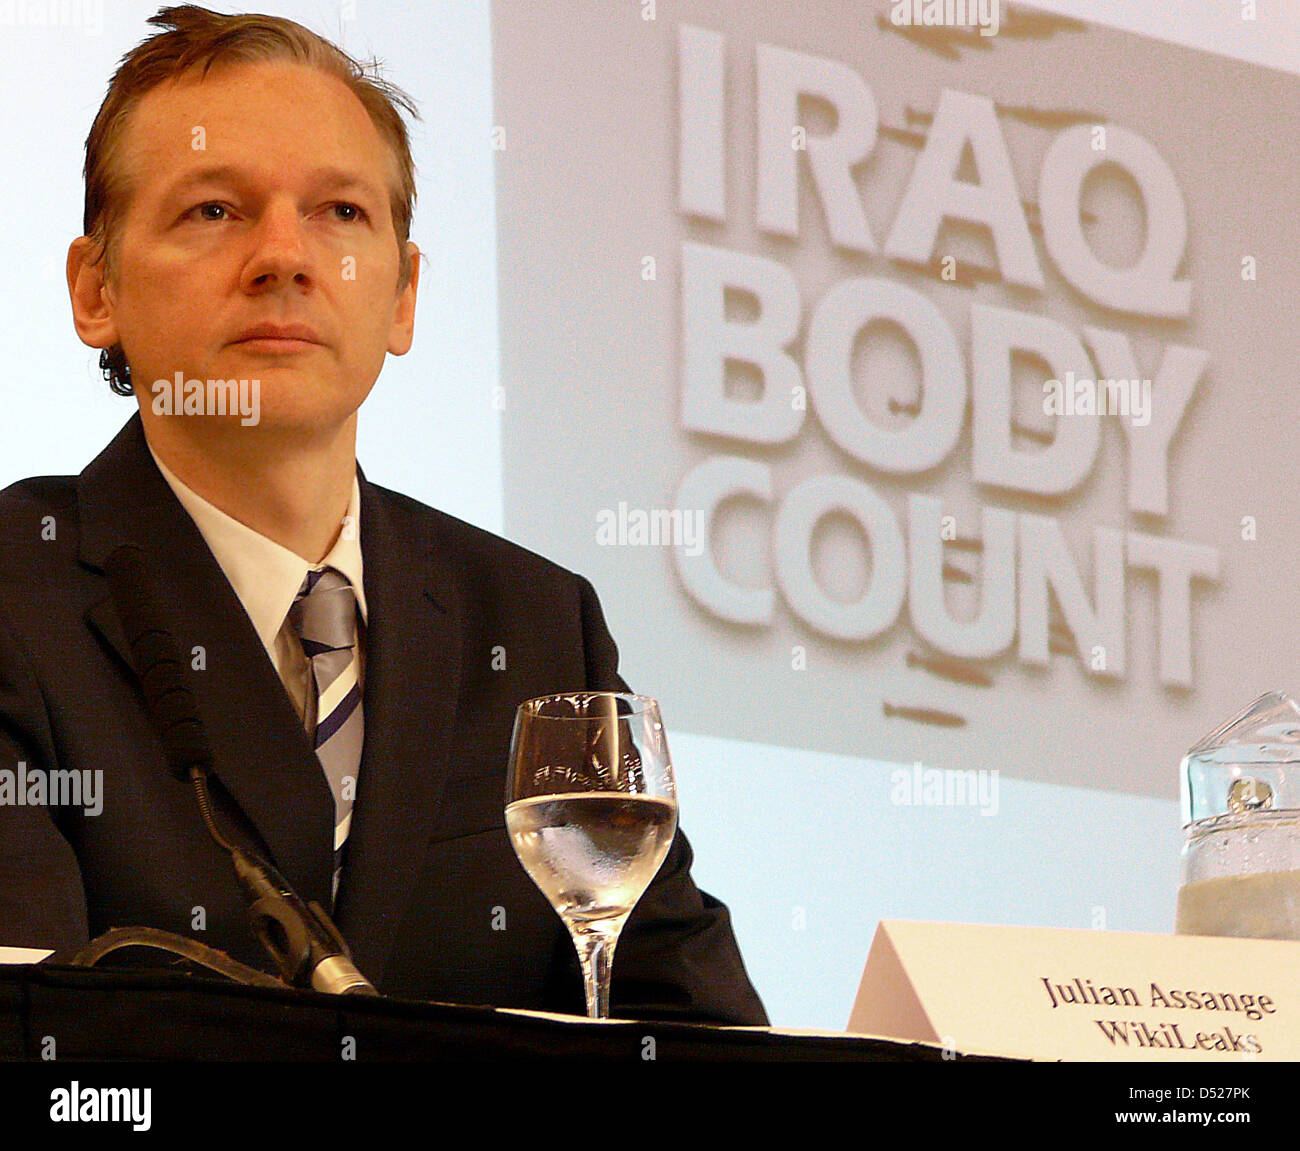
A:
146;445;367;660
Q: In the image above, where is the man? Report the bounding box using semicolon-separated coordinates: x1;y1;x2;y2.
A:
0;5;767;1025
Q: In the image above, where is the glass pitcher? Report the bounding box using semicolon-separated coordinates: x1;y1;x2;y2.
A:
1176;691;1300;941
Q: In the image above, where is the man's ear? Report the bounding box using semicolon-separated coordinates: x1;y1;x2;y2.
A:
387;241;420;356
67;235;122;352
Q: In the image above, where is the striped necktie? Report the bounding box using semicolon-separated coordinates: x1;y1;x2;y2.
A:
288;566;363;905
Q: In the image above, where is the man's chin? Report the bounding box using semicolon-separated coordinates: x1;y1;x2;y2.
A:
137;363;370;441
139;404;359;444
219;407;359;439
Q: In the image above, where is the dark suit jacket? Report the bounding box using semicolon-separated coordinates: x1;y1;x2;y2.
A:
0;414;767;1025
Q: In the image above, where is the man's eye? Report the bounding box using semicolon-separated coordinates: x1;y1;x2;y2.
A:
330;203;366;223
184;201;366;224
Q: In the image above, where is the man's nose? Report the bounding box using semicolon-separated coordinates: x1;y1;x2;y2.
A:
241;200;313;290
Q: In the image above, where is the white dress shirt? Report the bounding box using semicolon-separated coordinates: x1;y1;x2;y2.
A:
147;446;367;724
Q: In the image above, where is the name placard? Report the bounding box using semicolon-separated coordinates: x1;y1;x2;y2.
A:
0;946;52;964
849;920;1300;1061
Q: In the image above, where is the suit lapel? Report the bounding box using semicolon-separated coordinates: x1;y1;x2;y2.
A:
78;414;336;906
333;473;464;984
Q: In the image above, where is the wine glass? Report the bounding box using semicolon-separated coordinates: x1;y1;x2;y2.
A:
505;692;678;1019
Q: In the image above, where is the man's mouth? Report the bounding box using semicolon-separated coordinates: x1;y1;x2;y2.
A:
232;322;323;350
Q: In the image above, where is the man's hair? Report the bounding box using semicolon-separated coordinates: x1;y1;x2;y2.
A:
84;4;420;396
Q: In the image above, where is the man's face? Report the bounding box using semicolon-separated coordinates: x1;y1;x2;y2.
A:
72;60;418;437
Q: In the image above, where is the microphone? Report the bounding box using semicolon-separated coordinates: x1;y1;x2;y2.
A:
104;543;378;997
102;542;213;780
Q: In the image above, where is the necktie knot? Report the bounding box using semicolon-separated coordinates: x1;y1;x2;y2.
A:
289;567;358;657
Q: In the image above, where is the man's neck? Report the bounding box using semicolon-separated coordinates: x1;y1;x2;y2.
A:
141;412;358;564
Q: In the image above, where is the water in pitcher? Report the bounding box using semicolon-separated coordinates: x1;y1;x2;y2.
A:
1176;692;1300;942
1176;813;1300;939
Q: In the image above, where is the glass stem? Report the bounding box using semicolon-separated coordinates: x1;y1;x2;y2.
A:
572;925;621;1019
